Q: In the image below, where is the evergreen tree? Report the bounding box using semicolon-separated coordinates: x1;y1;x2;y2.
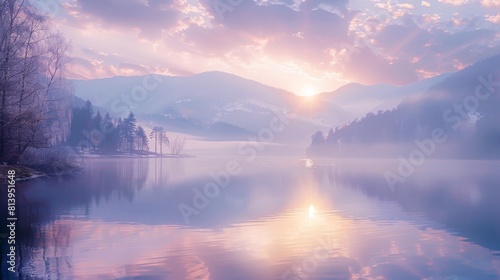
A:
117;117;125;151
123;112;137;152
84;100;94;130
135;126;148;152
93;111;102;130
101;113;117;154
311;131;325;145
149;126;161;154
149;126;170;155
102;113;113;132
68;107;85;147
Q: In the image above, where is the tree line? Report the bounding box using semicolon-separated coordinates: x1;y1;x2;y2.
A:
308;91;500;158
68;101;145;154
68;100;180;155
0;1;187;164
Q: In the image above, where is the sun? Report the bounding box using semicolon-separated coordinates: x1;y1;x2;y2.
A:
302;87;316;97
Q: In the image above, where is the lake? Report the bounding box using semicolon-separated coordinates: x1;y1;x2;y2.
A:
3;156;500;279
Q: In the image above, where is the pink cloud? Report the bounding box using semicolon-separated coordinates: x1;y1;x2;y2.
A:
481;0;500;8
57;0;500;92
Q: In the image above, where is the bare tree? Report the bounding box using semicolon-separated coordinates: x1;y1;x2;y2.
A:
169;136;186;155
161;133;169;155
42;32;73;146
0;0;72;163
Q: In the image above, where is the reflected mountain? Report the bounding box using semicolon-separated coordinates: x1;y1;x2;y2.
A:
3;157;500;279
307;159;500;251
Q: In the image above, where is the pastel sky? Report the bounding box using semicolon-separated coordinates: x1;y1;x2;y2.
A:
44;0;499;95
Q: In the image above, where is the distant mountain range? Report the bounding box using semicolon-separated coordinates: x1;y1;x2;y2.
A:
308;54;500;158
317;73;451;119
71;62;467;145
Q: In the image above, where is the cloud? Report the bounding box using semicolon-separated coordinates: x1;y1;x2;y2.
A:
421;13;441;24
342;47;419;85
416;28;498;73
485;13;500;23
481;0;500;8
69;0;186;39
438;0;470;6
421;1;431;7
183;0;355;67
397;3;415;9
69;55;192;80
367;14;499;79
59;0;500;91
374;21;432;58
373;1;414;19
81;48;123;61
299;0;349;14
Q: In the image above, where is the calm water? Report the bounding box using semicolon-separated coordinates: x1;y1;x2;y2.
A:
2;156;500;279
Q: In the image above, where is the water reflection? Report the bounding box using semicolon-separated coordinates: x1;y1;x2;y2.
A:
317;159;500;251
150;158;186;189
3;157;500;279
308;204;316;218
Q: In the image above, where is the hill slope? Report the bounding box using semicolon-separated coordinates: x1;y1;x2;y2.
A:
72;72;352;144
308;54;500;158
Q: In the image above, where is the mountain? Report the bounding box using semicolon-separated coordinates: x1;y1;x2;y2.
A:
71;71;353;144
71;68;467;146
308;54;500;158
317;73;451;119
72;95;109;114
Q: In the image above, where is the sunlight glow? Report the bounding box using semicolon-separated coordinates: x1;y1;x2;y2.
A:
304;159;314;168
308;204;316;218
302;87;316;97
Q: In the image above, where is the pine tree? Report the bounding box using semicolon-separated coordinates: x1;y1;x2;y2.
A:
135;126;148;152
116;117;125;152
93;111;102;130
101;113;116;153
123;112;137;153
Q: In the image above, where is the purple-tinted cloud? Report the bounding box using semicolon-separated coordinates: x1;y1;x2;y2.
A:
343;47;419;85
59;0;500;91
72;0;182;39
186;0;355;70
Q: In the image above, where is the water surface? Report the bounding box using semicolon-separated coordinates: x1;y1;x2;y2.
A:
3;157;500;279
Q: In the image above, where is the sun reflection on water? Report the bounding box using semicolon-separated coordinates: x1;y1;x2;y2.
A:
308;204;316;218
304;159;314;168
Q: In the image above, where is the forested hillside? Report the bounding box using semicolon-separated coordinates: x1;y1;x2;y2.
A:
308;54;500;159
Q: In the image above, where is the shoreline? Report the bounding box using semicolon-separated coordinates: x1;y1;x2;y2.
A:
1;164;88;182
80;153;195;159
0;165;48;181
0;153;194;182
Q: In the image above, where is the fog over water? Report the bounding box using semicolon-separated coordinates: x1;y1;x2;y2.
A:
4;151;500;279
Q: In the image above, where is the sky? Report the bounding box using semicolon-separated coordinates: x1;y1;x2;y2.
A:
39;0;500;96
